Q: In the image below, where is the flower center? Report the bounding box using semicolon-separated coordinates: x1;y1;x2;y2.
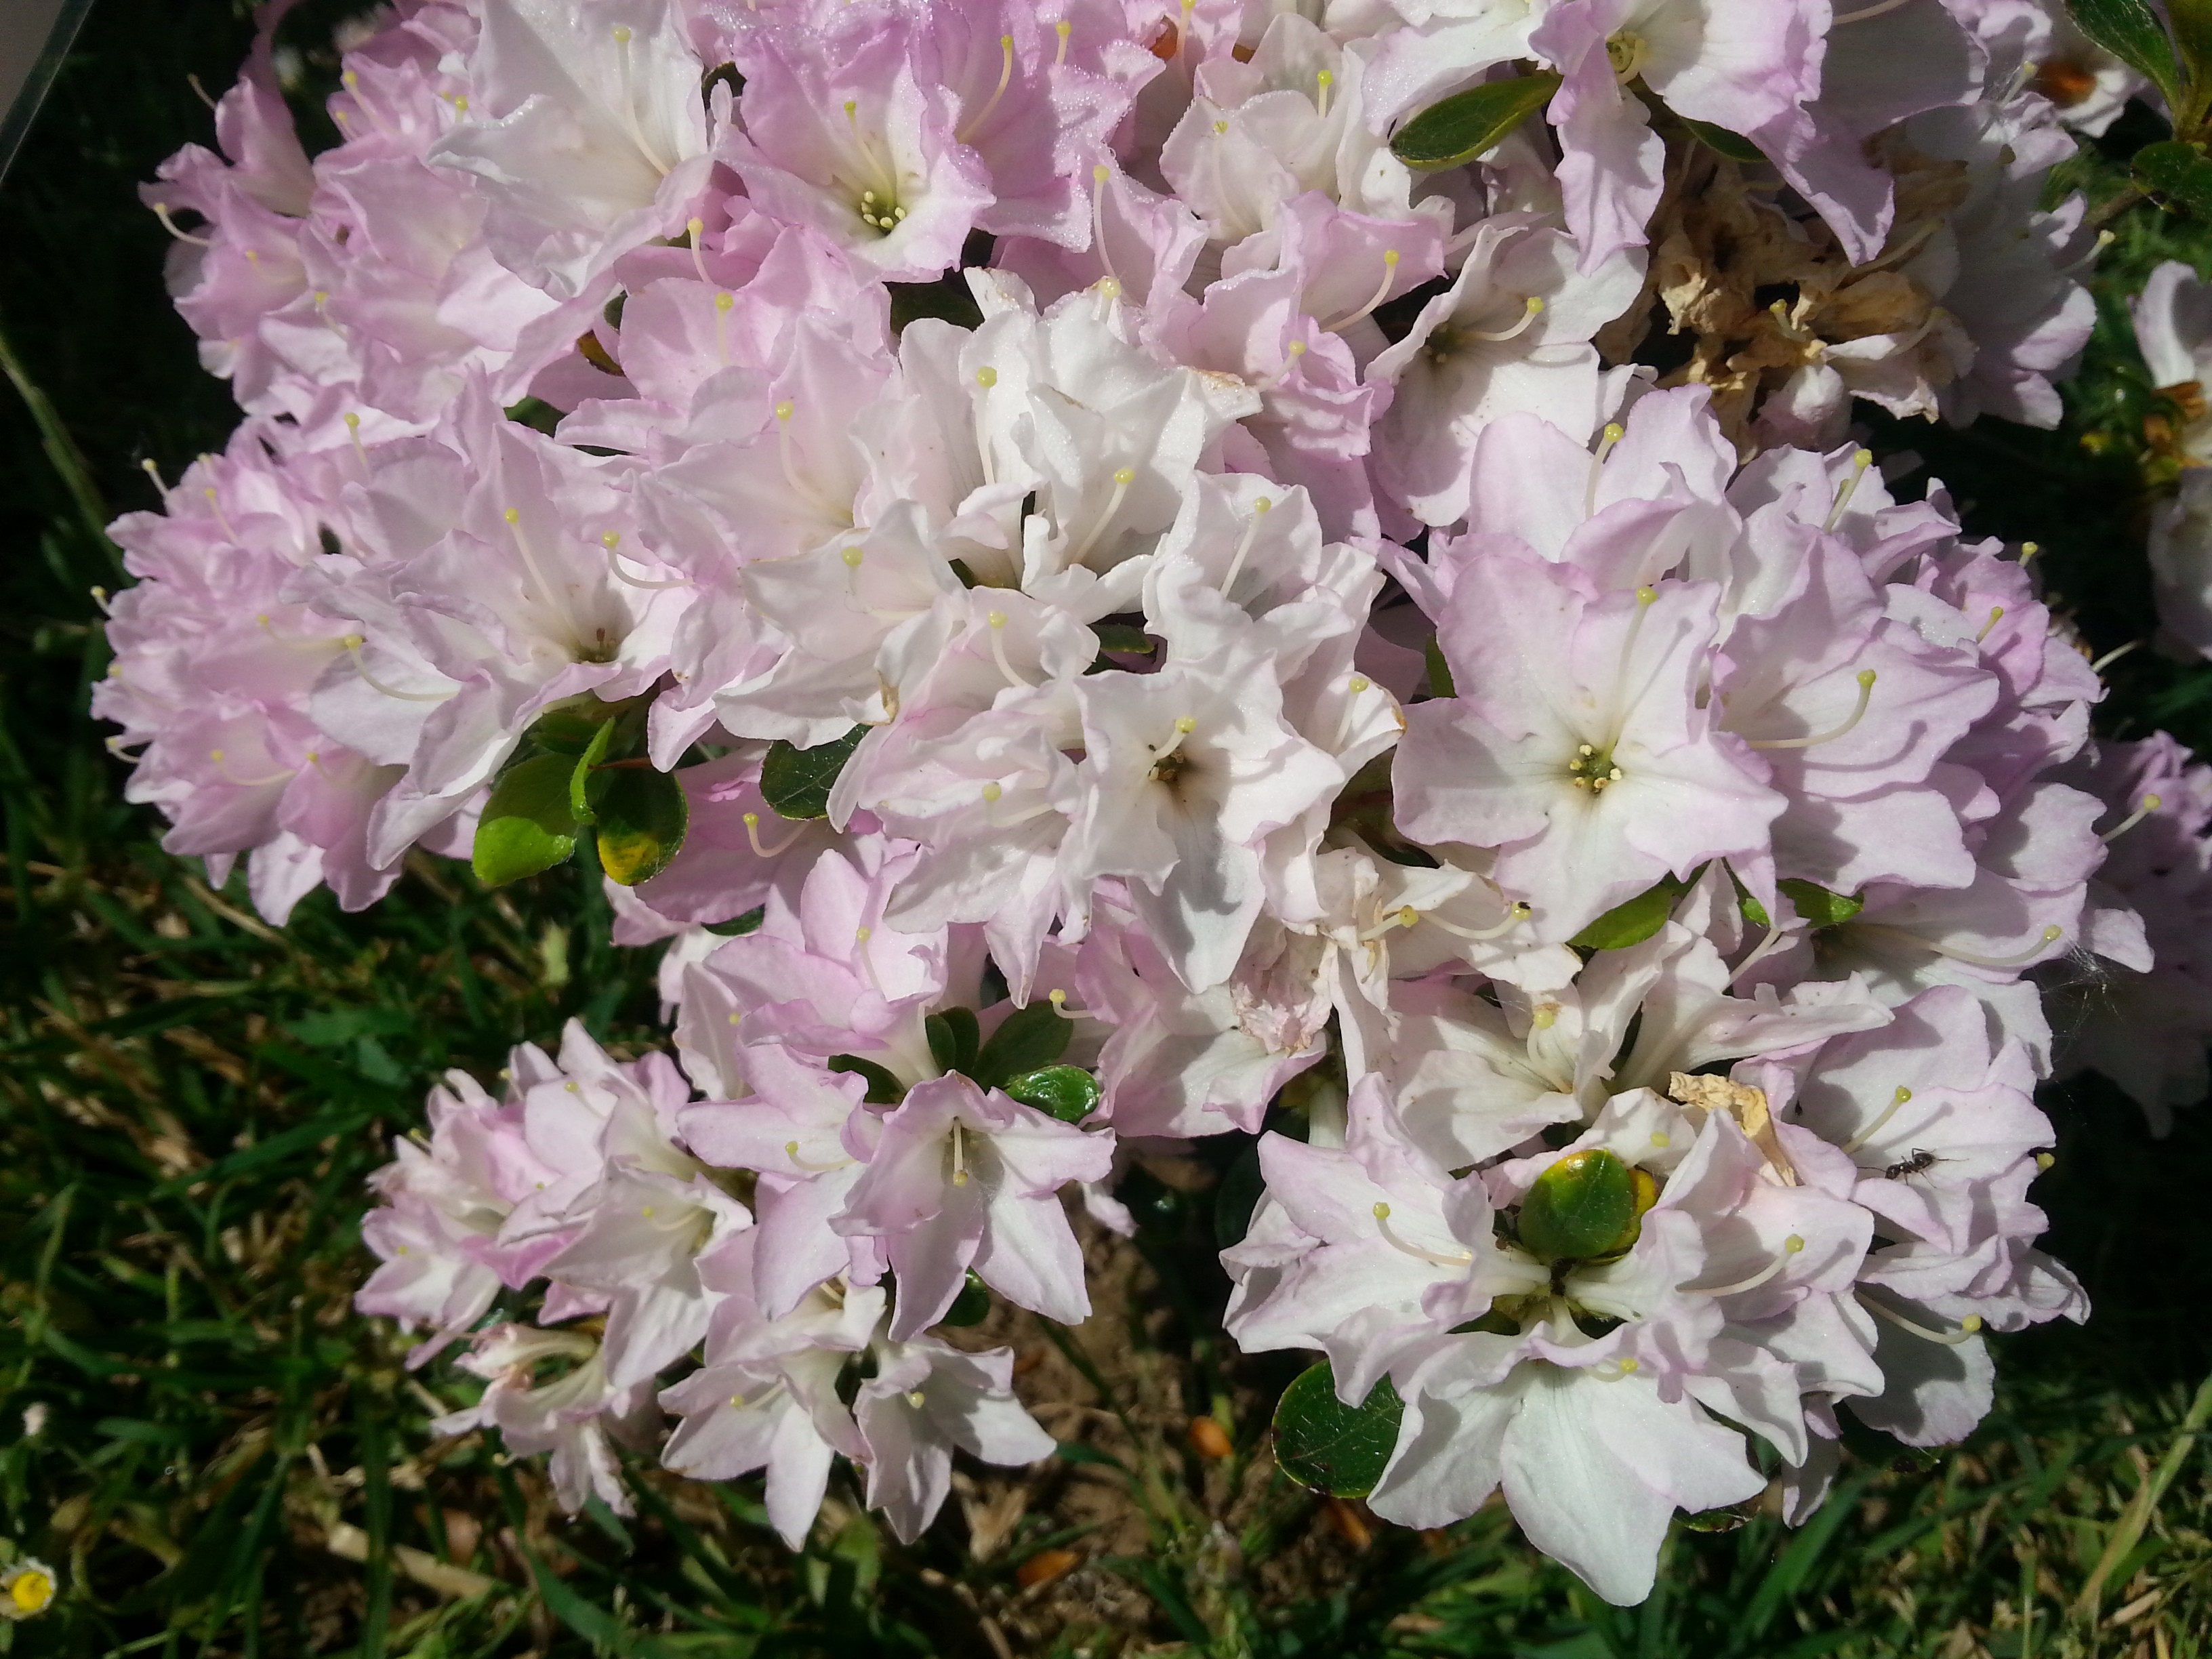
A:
1566;742;1622;792
1605;32;1647;82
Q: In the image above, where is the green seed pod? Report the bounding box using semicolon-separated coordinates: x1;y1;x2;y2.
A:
1515;1148;1643;1263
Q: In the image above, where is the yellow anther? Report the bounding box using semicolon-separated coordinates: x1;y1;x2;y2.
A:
503;508;521;525
1113;466;1136;485
981;781;1003;802
775;400;795;422
1174;716;1197;733
715;290;735;312
841;546;864;569
976;365;998;388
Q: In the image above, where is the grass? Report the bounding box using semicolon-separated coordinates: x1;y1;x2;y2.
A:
0;3;2209;1654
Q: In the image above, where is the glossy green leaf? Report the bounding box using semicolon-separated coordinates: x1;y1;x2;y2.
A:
926;1008;980;1078
1000;1065;1101;1124
2135;140;2212;217
1271;1362;1404;1498
2174;0;2212;115
2066;0;2184;106
1680;116;1765;163
971;1000;1071;1088
471;752;580;888
1390;71;1563;171
568;718;617;823
592;766;689;886
1515;1148;1640;1263
529;690;640;756
1778;877;1864;929
830;1054;907;1105
760;725;867;821
1568;872;1692;951
1730;866;1771;929
942;1271;990;1327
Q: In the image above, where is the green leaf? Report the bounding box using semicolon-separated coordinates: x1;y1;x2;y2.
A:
1680;116;1765;163
1729;866;1771;929
1778;876;1864;929
1271;1361;1404;1498
2175;0;2212;115
472;752;581;887
1515;1148;1640;1263
2067;0;2184;107
1092;621;1155;655
569;718;617;823
1389;70;1563;171
2135;140;2212;216
926;1007;980;1077
703;905;765;937
830;1054;907;1105
1000;1065;1101;1124
1214;1139;1265;1250
592;766;689;886
1568;872;1692;951
1425;634;1456;699
972;1000;1072;1088
942;1271;991;1327
886;272;984;334
760;725;867;820
531;693;626;755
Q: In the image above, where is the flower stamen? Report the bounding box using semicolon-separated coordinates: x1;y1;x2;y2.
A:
958;35;1017;144
742;811;805;859
1691;1235;1805;1297
1219;497;1271;595
1831;1092;1920;1159
1326;248;1400;333
1746;670;1876;750
985;609;1036;689
1825;449;1874;532
1858;1290;1984;1345
2102;794;2163;843
1465;295;1544;344
1586;422;1624;516
1372;1201;1473;1267
343;634;447;702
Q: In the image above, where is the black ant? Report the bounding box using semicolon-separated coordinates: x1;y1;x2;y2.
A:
1883;1148;1943;1181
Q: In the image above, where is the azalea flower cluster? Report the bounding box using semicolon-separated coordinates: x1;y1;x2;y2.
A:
97;0;2201;1609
